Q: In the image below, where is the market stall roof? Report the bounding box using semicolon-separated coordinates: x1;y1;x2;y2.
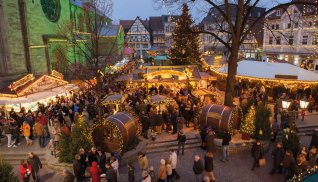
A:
102;94;127;105
0;84;78;105
150;94;167;103
215;60;318;82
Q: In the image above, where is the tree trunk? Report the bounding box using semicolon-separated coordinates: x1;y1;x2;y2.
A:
224;48;239;106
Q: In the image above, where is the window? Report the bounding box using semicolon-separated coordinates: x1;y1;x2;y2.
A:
307;6;314;13
276;10;281;16
142;44;148;48
276;36;281;45
136;44;140;48
289;36;294;45
269;37;273;44
276;24;279;30
257;12;261;17
287;23;291;29
302;36;308;45
271;25;275;30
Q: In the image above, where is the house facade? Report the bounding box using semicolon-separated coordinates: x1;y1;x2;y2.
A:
200;4;265;60
263;4;318;71
120;15;180;56
0;0;113;81
120;17;151;58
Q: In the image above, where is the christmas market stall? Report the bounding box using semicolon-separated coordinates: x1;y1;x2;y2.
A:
199;104;243;135
90;112;141;153
116;65;215;89
211;60;318;93
192;88;222;105
0;71;78;112
101;94;128;113
148;94;178;112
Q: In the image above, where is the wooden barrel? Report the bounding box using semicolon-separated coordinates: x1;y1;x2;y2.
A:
92;112;140;153
199;104;233;134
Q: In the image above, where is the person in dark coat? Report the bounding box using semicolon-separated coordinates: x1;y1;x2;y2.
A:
193;155;204;182
27;152;42;181
140;111;149;139
282;150;296;180
105;163;117;182
177;130;186;156
310;129;318;149
204;152;216;181
127;163;135;182
79;148;87;169
88;147;99;166
205;129;216;154
270;142;285;174
63;169;75;182
221;129;231;162
73;154;85;182
251;140;263;170
171;108;179;134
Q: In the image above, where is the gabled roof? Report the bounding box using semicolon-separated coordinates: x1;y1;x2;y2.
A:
120;20;134;34
266;1;318;20
202;3;265;23
120;16;150;34
100;25;121;37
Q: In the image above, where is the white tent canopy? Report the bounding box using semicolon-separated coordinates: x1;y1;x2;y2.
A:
0;84;78;111
216;60;318;82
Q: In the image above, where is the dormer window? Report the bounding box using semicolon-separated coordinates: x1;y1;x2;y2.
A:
276;10;281;16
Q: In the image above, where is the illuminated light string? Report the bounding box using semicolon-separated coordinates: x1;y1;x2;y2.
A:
210;67;318;85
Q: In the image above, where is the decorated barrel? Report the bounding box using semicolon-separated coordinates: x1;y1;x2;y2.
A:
199;104;242;134
91;112;140;153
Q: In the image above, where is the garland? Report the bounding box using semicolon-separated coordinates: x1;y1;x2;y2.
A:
229;106;244;135
289;166;318;182
88;119;124;153
193;104;203;127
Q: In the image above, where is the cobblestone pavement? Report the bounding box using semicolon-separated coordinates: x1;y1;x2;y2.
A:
1;111;316;182
118;145;285;182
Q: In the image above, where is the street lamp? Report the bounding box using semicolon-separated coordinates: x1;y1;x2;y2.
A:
282;100;291;110
281;99;291;129
300;99;309;121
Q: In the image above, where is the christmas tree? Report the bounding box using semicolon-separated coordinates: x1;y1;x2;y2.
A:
0;155;19;182
169;4;201;65
254;105;272;140
240;105;256;135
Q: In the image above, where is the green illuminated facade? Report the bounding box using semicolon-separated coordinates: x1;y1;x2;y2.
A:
0;0;122;80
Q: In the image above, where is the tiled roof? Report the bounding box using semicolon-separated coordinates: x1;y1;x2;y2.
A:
149;17;164;31
120;20;134;34
100;25;121;36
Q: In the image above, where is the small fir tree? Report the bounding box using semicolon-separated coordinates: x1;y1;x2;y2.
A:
240;105;256;135
169;4;201;65
254;105;272;140
58;122;92;163
0;155;19;182
71;123;92;159
282;129;300;157
58;134;73;163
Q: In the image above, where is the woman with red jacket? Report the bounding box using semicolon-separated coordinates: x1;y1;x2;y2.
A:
19;160;32;182
89;161;102;182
